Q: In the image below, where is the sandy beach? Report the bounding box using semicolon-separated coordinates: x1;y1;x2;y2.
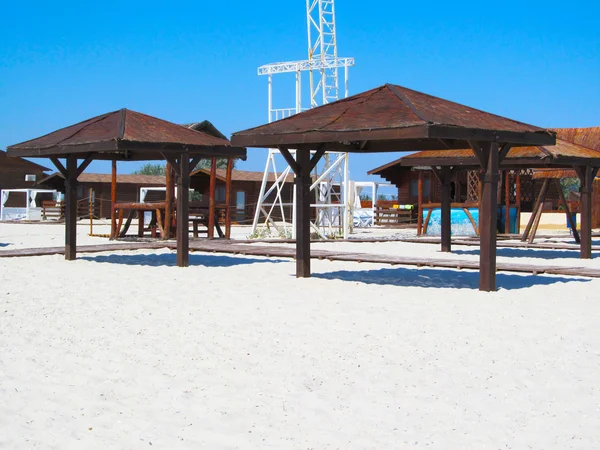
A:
1;222;600;449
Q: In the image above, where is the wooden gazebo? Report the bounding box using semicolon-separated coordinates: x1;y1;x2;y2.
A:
232;83;555;291
7;109;246;266
398;139;600;259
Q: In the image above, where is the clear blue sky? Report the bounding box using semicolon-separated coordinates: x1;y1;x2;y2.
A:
1;0;599;182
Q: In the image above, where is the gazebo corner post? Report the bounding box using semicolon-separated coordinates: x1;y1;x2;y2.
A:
432;166;452;252
208;157;217;239
417;170;423;236
164;161;174;240
110;159;117;240
225;157;233;239
64;155;78;261
176;154;190;267
576;165;597;259
472;141;501;292
295;148;312;277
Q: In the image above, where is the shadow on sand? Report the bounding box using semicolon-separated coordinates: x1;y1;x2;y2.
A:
452;247;593;260
313;267;591;290
81;252;285;268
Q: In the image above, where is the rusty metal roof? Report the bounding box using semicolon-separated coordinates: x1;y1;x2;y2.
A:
232;83;555;150
369;139;600;178
532;169;600;180
553;127;600;151
7;109;246;161
0;149;50;172
190;168;295;183
39;172;166;186
398;139;600;167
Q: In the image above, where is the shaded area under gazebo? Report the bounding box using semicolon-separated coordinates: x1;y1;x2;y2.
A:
7;109;246;266
232;83;555;291
392;138;600;258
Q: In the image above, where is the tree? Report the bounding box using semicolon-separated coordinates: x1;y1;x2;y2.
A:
133;163;166;176
133;159;236;176
560;177;580;199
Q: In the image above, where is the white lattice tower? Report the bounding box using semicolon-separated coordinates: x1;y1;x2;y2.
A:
252;0;354;239
307;0;343;106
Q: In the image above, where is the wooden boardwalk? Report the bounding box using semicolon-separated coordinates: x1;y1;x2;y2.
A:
1;239;599;279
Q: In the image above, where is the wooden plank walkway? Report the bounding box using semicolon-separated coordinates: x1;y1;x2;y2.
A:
0;242;163;258
1;239;600;279
177;240;600;278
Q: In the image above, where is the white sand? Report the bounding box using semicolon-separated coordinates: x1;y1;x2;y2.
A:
1;223;600;449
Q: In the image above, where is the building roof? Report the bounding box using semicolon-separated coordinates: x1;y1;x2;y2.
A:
39;172;166;186
554;127;600;151
532;169;600;180
369;138;600;174
232;83;555;151
0;149;50;172
7;109;246;161
191;168;295;183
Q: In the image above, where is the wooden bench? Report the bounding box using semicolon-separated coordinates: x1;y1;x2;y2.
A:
374;207;415;226
41;201;64;220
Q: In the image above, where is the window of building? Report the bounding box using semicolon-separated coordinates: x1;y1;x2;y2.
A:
215;186;226;202
409;178;431;198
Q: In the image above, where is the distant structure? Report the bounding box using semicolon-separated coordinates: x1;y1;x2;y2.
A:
252;0;355;238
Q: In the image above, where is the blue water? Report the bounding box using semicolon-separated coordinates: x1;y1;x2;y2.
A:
423;208;479;236
423;207;518;236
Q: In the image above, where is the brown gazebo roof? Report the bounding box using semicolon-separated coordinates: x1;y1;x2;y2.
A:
7;109;246;161
554;127;600;151
370;138;600;171
232;83;555;151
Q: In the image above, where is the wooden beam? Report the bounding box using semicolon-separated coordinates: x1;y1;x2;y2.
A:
76;153;94;177
176;154;190;267
522;178;549;242
164;162;174;239
189;155;204;175
309;146;326;172
208;157;217;239
295;148;312;277
64;155;78;260
278;147;300;174
439;167;452;252
504;170;510;234
417;170;423;236
478;142;499;291
467;141;487;170
225;157;233;239
554;178;580;244
50;157;68;178
577;166;594;259
110;159;117;240
161;152;181;175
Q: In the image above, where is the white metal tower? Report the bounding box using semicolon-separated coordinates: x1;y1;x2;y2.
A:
251;0;354;239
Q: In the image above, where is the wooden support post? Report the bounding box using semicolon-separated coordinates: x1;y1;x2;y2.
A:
225;157;233;239
137;210;144;237
522;178;549;242
110;160;117;240
164;162;174;239
208;157;217;239
438;168;452;252
295;148;312;278
417;170;423;236
64;155;78;261
554;178;580;244
89;187;93;236
477;142;499;292
504;170;511;234
177;155;190;267
576;166;597;259
516;171;521;232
